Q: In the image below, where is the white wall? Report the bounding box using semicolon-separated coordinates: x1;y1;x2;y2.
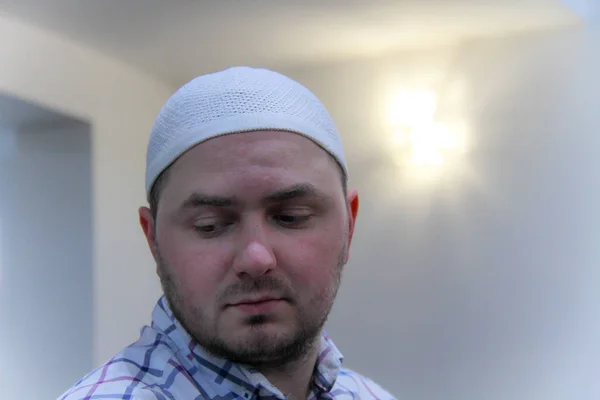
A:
560;0;600;20
0;127;16;159
0;12;172;369
284;25;600;399
0;121;93;400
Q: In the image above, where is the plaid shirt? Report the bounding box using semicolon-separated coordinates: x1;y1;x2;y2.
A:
58;296;396;400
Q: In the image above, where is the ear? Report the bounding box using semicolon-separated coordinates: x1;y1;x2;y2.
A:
139;206;159;264
344;188;359;263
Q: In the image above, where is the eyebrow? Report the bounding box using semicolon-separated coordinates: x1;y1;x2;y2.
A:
178;183;330;211
180;193;235;210
264;183;329;203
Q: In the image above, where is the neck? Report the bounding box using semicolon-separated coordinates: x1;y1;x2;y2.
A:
258;341;320;400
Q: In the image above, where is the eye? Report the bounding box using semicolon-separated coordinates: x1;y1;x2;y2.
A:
193;221;231;237
272;214;312;228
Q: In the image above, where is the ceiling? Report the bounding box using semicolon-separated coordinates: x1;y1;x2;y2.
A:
0;0;583;87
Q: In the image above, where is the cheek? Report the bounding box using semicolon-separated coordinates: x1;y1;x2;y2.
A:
280;231;344;291
159;234;228;304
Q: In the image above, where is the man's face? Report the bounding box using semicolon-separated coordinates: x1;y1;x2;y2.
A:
139;131;358;367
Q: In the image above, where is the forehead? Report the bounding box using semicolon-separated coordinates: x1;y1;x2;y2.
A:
161;130;342;202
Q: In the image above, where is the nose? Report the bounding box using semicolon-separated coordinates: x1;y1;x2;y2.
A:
232;229;276;279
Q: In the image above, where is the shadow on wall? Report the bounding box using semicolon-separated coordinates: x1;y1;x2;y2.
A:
0;93;93;400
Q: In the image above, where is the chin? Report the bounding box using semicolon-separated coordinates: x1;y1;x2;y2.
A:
210;320;311;366
232;316;295;344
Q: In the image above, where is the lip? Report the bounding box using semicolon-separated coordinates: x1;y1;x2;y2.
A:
228;295;283;307
227;296;286;314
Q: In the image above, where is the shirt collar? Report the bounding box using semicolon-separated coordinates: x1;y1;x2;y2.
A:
150;295;344;396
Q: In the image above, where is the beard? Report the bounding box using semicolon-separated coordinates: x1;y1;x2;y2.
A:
155;243;346;369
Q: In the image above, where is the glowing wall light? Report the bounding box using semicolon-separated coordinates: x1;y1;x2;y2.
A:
389;89;438;128
388;89;467;169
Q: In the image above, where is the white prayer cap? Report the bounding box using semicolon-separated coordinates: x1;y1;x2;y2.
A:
145;66;347;200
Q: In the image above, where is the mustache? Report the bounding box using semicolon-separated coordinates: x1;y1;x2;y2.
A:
219;276;293;305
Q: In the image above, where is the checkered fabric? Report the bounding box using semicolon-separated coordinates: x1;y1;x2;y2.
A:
58;296;396;400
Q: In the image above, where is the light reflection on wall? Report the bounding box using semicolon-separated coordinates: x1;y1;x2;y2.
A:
387;88;469;184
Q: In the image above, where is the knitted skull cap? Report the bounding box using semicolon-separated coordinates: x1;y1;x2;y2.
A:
145;66;348;200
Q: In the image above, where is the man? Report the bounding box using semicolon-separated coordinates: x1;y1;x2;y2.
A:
59;67;395;400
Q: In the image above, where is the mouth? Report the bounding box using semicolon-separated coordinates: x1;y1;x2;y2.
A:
229;295;283;306
227;296;287;314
